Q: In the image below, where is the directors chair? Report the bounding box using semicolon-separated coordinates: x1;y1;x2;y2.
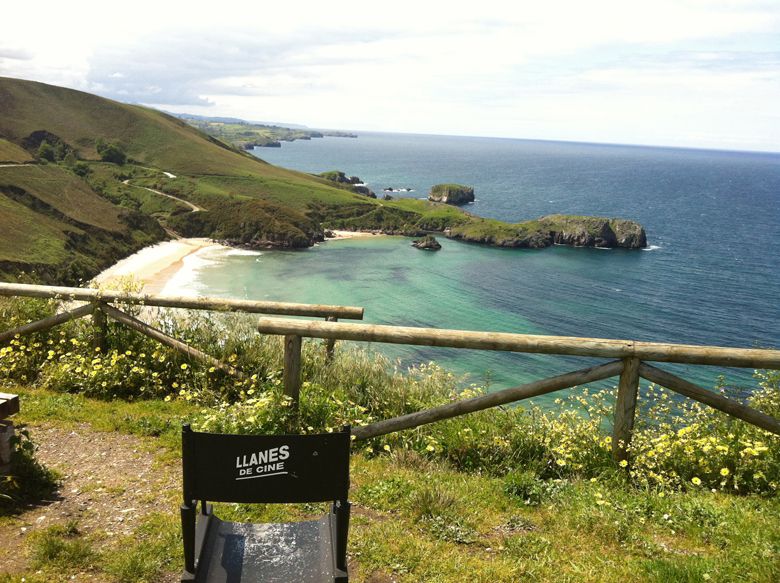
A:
180;424;350;582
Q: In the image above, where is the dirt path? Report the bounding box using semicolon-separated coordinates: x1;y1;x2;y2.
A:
122;179;204;212
0;423;180;579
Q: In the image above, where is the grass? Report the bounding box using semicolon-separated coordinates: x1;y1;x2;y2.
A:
0;193;74;264
3;388;779;582
0;165;124;232
0;138;33;163
0;163;165;284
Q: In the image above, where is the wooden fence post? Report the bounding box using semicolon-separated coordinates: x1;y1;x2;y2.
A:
612;357;640;465
325;317;337;362
92;303;107;353
283;334;303;412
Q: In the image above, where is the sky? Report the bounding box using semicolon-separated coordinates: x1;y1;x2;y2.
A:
2;0;779;152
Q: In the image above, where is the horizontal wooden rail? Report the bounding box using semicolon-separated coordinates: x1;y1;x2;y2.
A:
0;282;364;320
0;303;96;344
352;360;624;440
639;362;780;436
256;318;780;369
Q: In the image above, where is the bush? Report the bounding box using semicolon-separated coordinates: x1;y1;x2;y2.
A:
96;139;126;165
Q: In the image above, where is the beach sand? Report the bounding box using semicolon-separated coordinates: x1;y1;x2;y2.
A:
92;238;226;294
92;231;385;297
326;230;386;241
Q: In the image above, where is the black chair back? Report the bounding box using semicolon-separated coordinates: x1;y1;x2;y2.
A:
182;425;350;505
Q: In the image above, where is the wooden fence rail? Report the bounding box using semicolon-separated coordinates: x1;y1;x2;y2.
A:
253;317;780;368
256;317;780;464
2;282;777;469
0;282;364;320
0;282;364;383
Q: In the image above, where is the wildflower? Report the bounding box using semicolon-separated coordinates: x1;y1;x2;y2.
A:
181;363;188;370
426;445;436;452
383;444;391;452
720;468;730;477
691;477;702;486
619;460;628;468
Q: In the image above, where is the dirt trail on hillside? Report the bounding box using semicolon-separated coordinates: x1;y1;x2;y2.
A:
122;179;204;212
0;423;180;580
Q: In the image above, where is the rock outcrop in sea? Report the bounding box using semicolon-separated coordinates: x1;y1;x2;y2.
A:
411;234;442;250
429;184;475;205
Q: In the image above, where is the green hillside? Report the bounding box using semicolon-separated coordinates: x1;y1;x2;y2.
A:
0;164;164;284
0;137;33;163
0;76;647;285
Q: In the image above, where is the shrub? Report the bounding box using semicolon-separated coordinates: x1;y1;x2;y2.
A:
96;139;127;165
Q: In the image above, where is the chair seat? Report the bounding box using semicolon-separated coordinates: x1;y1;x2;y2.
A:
194;515;345;583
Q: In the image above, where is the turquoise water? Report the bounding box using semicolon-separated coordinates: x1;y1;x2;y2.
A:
181;133;780;393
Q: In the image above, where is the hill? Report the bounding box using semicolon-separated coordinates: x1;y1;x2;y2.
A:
0;164;163;284
0;76;647;284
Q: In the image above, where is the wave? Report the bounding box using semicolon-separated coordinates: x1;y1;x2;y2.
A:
226;249;264;256
642;245;662;251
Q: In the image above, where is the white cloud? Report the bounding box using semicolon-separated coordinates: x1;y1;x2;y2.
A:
2;0;779;151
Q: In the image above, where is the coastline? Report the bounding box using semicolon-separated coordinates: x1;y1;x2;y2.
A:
92;231;384;297
92;238;228;295
325;229;387;241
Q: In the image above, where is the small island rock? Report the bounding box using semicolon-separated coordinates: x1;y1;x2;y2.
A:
428;183;475;205
412;234;442;250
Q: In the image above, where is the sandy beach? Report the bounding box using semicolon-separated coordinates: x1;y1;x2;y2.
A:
91;231;384;297
92;238;227;294
326;230;386;241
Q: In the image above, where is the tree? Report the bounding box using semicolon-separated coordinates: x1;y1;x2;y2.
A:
95;139;126;165
37;141;55;162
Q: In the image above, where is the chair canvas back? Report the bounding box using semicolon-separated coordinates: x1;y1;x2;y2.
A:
182;427;350;505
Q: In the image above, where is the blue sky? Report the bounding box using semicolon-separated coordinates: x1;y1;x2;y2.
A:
2;0;779;151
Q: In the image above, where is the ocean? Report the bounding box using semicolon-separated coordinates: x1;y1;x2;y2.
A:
168;132;780;395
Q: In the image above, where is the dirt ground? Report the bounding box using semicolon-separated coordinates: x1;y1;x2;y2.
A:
0;423;398;582
0;423;180;580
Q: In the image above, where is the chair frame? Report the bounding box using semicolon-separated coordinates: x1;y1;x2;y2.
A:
180;424;350;582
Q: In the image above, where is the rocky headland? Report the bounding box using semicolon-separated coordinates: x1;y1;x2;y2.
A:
443;215;647;249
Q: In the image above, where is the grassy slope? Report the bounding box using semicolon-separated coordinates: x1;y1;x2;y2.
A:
0;165;124;231
0;138;33;163
0;194;74;263
0;76;361;188
0;163;164;283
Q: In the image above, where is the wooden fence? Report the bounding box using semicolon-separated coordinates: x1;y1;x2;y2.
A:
254;317;780;464
0;282;364;378
1;281;778;466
